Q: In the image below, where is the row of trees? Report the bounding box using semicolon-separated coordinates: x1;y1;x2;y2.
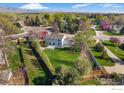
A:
94;14;124;34
23;13;124;34
0;16;21;35
24;14;91;34
24;15;41;26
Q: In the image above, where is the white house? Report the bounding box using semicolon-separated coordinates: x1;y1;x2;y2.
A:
45;34;66;48
112;25;124;33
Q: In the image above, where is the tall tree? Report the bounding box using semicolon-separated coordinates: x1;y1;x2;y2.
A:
35;16;41;26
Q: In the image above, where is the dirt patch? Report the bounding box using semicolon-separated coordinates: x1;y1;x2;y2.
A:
8;69;25;85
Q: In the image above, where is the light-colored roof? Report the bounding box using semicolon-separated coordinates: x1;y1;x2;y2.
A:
46;34;64;39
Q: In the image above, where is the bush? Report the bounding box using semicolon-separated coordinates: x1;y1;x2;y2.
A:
109;37;121;46
95;42;104;52
101;49;109;59
119;43;124;50
53;66;79;85
111;73;122;81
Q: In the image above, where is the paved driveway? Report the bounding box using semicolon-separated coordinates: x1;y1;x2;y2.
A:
95;30;124;42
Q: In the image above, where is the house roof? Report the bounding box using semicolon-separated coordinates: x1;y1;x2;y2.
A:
46;34;65;39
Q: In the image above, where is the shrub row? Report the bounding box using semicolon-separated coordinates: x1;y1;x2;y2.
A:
31;39;55;76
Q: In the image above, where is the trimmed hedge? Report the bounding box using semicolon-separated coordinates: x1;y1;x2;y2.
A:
31;39;55;76
41;51;55;75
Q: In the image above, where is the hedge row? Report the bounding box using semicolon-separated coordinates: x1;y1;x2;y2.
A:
31;39;55;76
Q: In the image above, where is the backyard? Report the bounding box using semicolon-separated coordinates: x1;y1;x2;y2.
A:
44;48;80;68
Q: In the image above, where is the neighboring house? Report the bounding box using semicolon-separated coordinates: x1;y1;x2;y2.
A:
112;25;124;33
45;34;66;48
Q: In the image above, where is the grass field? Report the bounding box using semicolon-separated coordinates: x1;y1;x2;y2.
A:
44;48;80;68
21;40;47;85
103;40;124;61
91;48;115;66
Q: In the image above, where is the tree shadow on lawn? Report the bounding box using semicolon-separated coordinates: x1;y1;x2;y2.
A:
32;75;51;85
56;47;71;51
102;42;114;47
55;48;79;54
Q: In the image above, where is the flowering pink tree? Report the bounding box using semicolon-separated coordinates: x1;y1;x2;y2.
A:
100;21;112;31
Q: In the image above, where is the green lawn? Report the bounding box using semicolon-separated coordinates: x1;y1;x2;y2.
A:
6;41;21;72
91;48;115;66
103;40;124;61
104;31;121;36
44;48;80;68
81;79;101;85
21;40;47;85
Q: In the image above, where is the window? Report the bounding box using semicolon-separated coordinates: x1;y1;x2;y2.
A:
53;42;55;45
49;42;51;45
58;43;61;45
58;39;60;41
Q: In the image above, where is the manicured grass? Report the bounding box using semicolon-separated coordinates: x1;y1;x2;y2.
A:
21;40;47;85
6;41;21;72
91;48;115;66
44;48;80;68
104;31;121;36
103;40;124;61
81;79;101;85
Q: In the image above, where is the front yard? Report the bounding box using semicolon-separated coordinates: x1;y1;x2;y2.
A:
102;40;124;61
44;48;80;68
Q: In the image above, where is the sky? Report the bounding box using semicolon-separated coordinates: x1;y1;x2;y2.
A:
0;3;124;13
